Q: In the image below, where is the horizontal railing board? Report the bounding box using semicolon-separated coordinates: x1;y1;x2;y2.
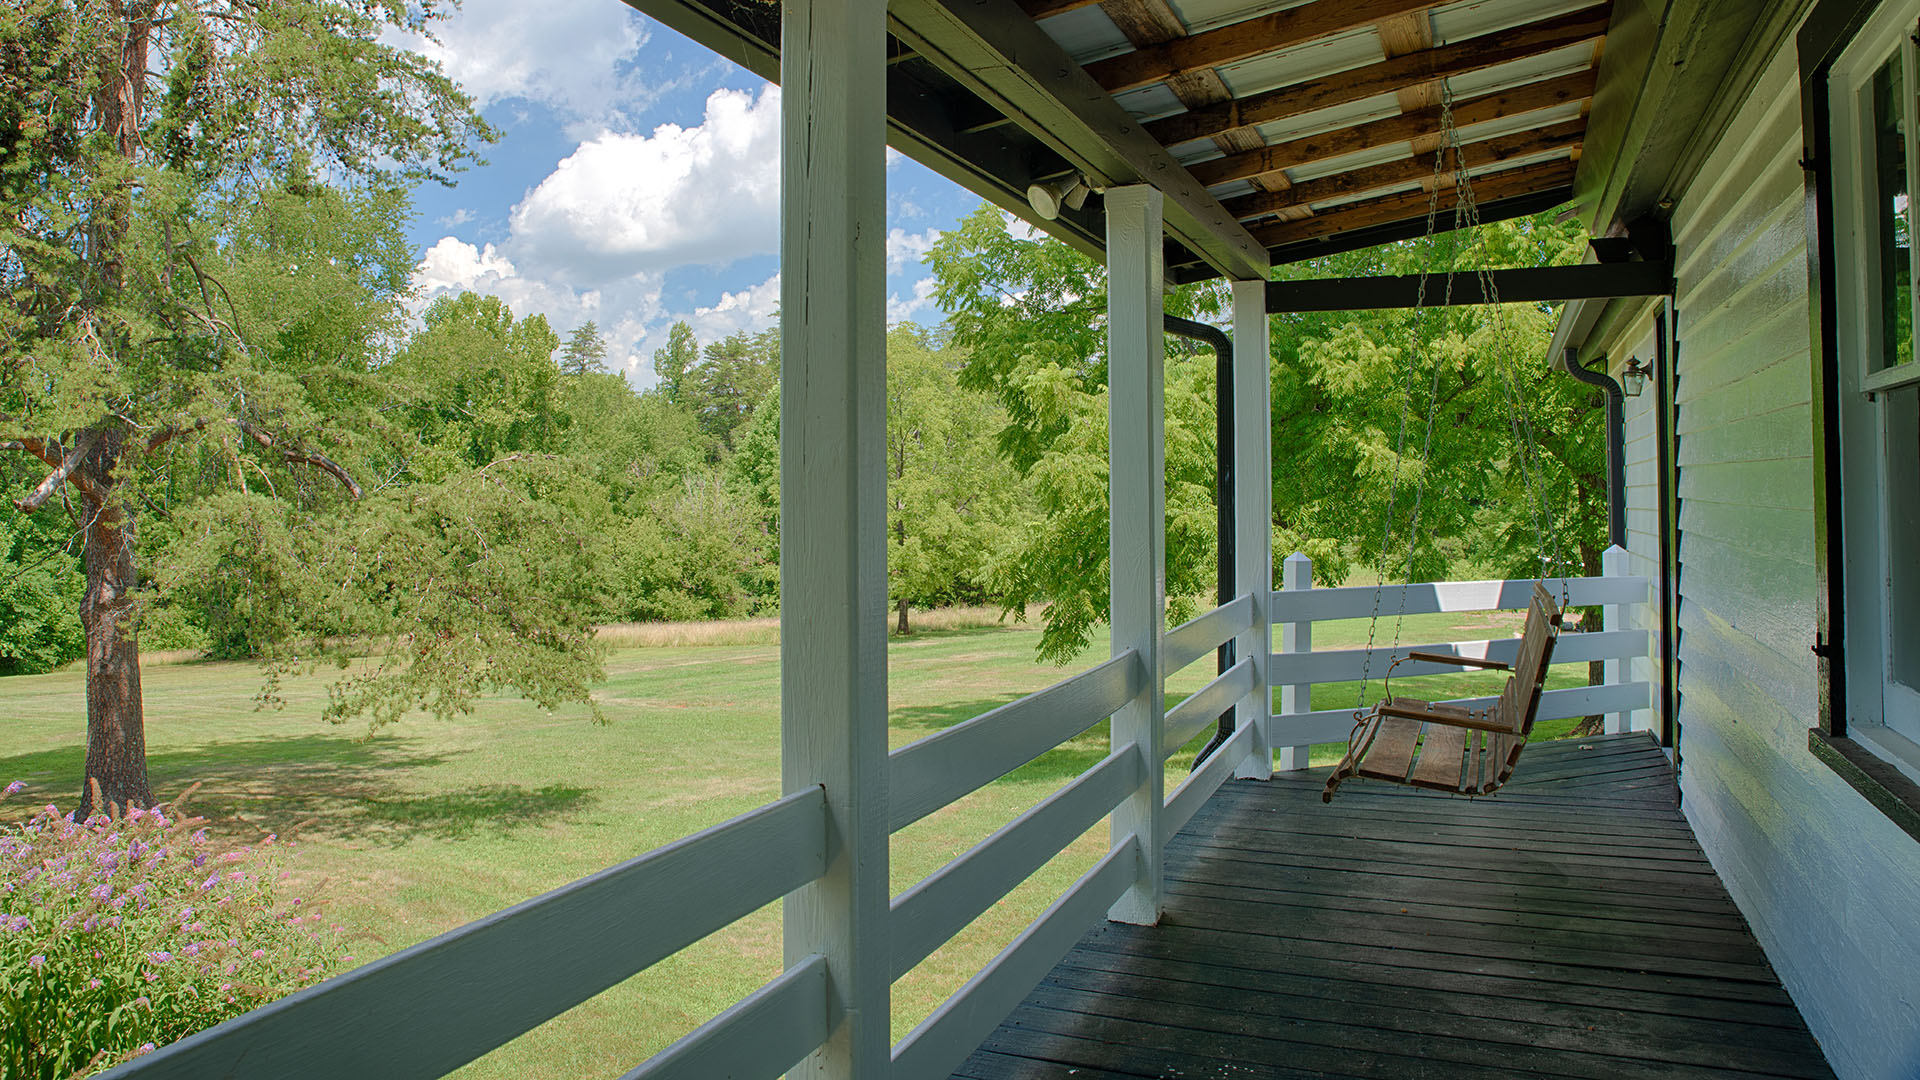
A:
100;786;830;1080
1162;658;1255;756
1271;576;1652;624
1165;724;1254;838
890;650;1144;833
891;838;1141;1080
1273;681;1653;747
891;744;1145;980
1161;594;1254;678
623;954;828;1080
1269;629;1649;685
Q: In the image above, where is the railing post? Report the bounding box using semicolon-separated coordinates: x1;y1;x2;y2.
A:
1233;278;1273;781
1106;185;1166;926
1277;552;1313;771
1603;543;1629;735
779;0;889;1071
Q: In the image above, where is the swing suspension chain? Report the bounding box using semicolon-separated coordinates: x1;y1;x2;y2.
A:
1353;81;1571;714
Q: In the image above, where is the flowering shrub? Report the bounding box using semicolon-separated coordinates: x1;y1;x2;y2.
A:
0;783;349;1078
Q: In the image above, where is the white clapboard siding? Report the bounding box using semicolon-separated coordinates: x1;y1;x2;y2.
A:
97;786;829;1080
1162;657;1256;754
889;744;1145;980
1269;628;1649;685
1164;723;1254;837
890;838;1141;1080
624;954;829;1080
1271;576;1650;624
888;650;1142;832
1161;593;1254;678
1273;681;1652;748
1601;39;1920;1080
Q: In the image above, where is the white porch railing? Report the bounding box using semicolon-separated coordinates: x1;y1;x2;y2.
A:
1269;545;1654;766
101;593;1260;1080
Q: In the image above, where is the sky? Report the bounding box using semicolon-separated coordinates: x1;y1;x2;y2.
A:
391;0;987;389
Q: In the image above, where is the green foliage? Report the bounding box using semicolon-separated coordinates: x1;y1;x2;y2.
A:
0;514;83;675
614;470;775;622
558;321;609;377
391;293;568;474
885;326;1025;631
680;329;779;456
0;789;347;1077
650;321;698;403
927;205;1228;661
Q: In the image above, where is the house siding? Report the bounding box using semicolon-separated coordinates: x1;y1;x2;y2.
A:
1593;42;1920;1080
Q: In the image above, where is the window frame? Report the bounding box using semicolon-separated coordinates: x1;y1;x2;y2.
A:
1801;0;1920;843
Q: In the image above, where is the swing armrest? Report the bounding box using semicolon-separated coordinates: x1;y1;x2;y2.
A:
1404;651;1510;671
1378;697;1516;734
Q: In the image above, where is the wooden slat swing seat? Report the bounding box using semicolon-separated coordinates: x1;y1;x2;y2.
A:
1323;582;1561;802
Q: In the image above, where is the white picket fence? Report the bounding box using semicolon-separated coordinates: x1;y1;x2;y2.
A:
1269;544;1654;766
101;550;1650;1080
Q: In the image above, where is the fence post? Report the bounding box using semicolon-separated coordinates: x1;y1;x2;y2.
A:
778;0;890;1071
1233;277;1272;781
1603;543;1627;735
1105;185;1166;926
1277;552;1313;771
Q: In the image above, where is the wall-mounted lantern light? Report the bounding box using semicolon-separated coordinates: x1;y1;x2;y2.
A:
1619;358;1651;398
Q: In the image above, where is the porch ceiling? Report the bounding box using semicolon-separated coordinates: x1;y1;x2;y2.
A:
620;0;1611;281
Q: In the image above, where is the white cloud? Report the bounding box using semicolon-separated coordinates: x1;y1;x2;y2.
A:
396;0;650;132
886;227;941;274
436;208;475;228
887;277;938;324
509;86;783;285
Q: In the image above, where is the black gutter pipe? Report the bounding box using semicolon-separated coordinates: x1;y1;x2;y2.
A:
1560;347;1627;548
1162;314;1237;770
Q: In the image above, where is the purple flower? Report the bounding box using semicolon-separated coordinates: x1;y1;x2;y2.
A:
4;914;29;932
191;853;207;868
88;978;101;989
90;883;113;902
97;851;120;871
183;942;201;958
27;955;44;970
200;872;219;892
249;949;265;960
147;950;173;964
3;781;24;795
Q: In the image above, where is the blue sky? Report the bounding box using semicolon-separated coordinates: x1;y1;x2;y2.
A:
394;0;986;388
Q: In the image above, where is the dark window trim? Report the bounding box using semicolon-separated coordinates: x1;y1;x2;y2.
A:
1799;0;1920;840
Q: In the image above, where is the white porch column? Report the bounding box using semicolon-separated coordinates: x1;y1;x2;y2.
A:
1106;185;1166;926
1232;279;1273;780
1277;552;1313;770
779;0;889;1072
1603;543;1629;736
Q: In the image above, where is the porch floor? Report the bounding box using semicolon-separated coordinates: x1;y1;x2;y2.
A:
952;732;1836;1079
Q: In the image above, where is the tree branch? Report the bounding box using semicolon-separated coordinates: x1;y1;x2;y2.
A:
15;429;99;513
236;422;363;499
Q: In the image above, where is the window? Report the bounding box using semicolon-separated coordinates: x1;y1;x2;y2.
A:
1831;1;1920;777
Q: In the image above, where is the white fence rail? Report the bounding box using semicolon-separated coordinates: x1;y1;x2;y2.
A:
1270;545;1653;758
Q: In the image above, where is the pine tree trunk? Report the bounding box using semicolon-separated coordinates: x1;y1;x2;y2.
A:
77;430;150;818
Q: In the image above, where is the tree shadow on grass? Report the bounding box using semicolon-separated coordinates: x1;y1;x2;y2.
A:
889;696;1027;736
0;735;594;847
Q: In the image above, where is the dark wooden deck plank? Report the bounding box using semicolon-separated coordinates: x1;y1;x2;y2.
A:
954;732;1836;1080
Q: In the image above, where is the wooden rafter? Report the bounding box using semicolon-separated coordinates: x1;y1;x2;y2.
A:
1248;158;1577;247
1187;70;1594;189
1223;118;1586;220
1085;0;1437;95
1019;0;1098;19
1144;4;1610;147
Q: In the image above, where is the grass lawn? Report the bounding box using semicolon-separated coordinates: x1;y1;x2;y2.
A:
0;607;1590;1077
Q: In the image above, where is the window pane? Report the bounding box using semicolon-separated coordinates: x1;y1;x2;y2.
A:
1872;54;1916;372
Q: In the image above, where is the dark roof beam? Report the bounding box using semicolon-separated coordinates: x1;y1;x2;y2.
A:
1086;0;1439;95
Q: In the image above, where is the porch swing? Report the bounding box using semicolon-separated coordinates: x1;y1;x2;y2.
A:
1320;88;1569;804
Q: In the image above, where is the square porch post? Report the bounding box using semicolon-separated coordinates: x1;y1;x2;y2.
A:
1107;184;1167;926
1232;278;1273;780
778;0;890;1072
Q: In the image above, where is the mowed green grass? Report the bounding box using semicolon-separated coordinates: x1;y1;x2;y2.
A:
0;608;1586;1078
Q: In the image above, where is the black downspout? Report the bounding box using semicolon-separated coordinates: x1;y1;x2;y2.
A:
1162;314;1237;771
1655;304;1681;779
1559;347;1627;548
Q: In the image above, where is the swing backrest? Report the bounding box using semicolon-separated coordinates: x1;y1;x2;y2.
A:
1482;582;1561;790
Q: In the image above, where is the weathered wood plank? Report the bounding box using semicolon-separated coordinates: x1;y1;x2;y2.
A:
1248;160;1578;247
1356;716;1421;781
1085;0;1436;94
1408;723;1471;791
1144;6;1610;147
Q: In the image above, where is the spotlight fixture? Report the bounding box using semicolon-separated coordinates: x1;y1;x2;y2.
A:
1026;174;1090;220
1619;358;1651;398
